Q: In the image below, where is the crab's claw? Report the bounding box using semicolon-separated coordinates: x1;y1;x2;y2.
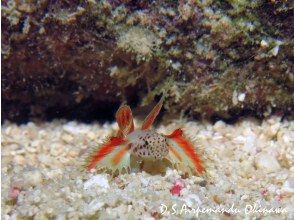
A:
141;97;164;130
85;137;131;174
116;105;135;137
166;129;205;174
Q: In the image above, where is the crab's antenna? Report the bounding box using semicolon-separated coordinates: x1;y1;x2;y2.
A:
141;96;164;130
116;105;135;137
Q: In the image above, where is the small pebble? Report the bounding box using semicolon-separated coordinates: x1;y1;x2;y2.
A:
84;175;110;190
255;153;281;172
23;170;43;187
282;178;294;193
87;199;105;214
68;149;79;157
238;93;246;102
37;154;53;166
61;134;74;143
14;155;25;165
182;194;202;207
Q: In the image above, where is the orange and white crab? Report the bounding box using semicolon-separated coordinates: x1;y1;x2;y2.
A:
84;98;204;175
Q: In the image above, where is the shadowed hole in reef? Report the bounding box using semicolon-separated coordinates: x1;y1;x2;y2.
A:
17;92;143;124
2;87;149;124
2;100;121;125
45;100;121;124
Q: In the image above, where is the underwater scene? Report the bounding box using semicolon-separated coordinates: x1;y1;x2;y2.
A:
1;0;294;219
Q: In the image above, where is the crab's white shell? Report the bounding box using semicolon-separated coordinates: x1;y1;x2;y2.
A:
127;130;169;160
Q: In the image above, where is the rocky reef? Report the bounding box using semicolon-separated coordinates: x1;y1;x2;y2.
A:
2;0;293;122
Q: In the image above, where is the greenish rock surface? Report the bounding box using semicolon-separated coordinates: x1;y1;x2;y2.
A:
2;0;293;122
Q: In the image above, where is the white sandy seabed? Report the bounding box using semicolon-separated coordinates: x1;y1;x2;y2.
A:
1;116;294;220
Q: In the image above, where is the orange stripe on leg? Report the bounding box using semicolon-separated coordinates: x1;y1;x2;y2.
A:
86;137;125;171
112;146;129;165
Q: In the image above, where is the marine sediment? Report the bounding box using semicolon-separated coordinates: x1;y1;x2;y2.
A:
2;117;293;219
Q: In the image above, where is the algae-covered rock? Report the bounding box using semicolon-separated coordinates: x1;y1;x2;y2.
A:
2;0;293;122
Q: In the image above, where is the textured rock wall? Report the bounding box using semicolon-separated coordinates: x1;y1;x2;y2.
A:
2;0;293;122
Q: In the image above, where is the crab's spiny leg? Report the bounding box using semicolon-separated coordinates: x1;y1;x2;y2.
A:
141;97;164;130
116;105;134;137
111;145;129;166
86;137;126;171
166;129;205;173
168;145;182;162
